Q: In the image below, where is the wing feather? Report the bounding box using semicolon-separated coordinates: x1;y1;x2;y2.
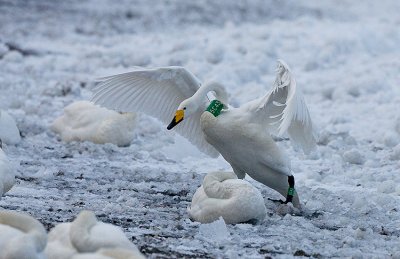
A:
243;60;316;154
91;66;219;157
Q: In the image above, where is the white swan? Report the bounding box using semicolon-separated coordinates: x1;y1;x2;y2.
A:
51;101;137;147
0;143;15;198
45;223;77;259
188;171;266;224
91;60;316;207
0;110;21;145
0;210;47;259
45;210;145;259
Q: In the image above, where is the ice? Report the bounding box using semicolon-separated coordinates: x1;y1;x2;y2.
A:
198;217;229;243
342;149;365;165
377;180;396;194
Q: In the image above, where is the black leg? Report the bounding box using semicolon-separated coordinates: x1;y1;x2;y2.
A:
285;175;295;204
268;175;295;204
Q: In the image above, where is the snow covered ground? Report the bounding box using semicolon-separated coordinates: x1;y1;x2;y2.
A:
1;0;400;257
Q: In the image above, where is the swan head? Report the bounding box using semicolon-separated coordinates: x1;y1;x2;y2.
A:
167;98;198;130
167;80;228;130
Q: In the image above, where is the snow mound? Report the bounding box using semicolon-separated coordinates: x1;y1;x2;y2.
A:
0;110;21;145
188;171;266;224
0;210;47;259
382;132;399;148
377;180;396;194
45;210;145;259
389;144;400;160
342;149;365;165
51;101;137;147
0;147;15;197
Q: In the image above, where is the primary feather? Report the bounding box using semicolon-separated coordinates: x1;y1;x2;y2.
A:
242;60;316;154
92;66;219;157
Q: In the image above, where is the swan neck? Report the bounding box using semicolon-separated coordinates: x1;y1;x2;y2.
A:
194;82;228;106
206;100;224;117
70;211;98;252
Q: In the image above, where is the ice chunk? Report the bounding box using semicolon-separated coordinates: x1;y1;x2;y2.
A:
343;149;365;165
354;227;372;240
198;217;229;242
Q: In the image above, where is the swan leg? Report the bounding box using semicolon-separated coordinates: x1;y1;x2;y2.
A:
268;175;296;204
285;175;295;204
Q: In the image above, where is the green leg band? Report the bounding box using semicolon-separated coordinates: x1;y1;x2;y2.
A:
287;187;295;196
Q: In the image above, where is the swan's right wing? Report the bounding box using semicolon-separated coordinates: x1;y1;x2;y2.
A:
91;66;219;157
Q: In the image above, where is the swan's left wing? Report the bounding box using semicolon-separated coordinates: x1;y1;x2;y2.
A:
244;60;316;154
91;66;219;158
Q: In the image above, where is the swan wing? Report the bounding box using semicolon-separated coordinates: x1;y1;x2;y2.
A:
91;66;219;157
245;60;316;154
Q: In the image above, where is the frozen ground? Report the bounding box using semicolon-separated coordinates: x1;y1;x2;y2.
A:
1;0;400;257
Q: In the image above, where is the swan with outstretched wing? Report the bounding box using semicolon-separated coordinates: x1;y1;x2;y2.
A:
91;60;316;208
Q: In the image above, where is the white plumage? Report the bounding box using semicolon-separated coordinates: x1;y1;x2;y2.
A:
0;210;47;259
92;67;219;156
91;61;316;207
0;110;21;145
188;171;266;224
243;60;315;153
51;101;137;147
45;210;145;259
0;146;15;198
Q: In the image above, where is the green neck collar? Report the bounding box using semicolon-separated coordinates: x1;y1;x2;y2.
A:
206;100;224;117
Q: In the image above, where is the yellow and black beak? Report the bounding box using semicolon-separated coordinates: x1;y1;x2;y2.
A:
167;110;184;130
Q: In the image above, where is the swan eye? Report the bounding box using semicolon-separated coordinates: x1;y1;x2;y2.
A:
183;107;186;110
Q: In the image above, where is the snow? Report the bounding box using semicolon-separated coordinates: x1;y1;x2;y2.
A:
0;0;400;258
198;217;230;243
342;149;365;165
